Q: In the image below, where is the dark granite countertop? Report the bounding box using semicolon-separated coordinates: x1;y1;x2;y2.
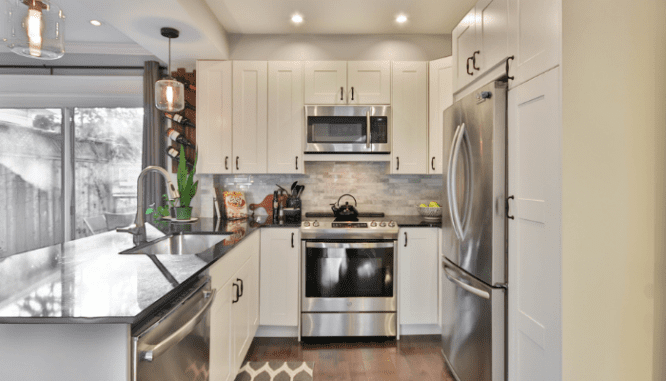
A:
0;216;299;324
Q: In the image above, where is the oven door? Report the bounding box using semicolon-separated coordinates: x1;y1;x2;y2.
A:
301;241;397;312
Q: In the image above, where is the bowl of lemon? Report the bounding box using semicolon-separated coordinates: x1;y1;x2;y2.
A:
417;202;442;221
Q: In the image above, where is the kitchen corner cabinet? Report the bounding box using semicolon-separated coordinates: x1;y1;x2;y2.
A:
428;57;453;175
260;228;300;326
304;61;391;105
452;0;510;93
233;61;268;174
398;228;439;325
391;61;428;175
196;60;233;174
210;232;260;381
267;62;304;174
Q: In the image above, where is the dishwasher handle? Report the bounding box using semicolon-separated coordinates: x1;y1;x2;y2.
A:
139;289;216;362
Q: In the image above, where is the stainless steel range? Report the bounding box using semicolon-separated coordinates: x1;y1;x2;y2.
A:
300;213;399;338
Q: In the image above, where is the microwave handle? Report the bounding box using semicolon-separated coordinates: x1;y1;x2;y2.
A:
366;111;371;149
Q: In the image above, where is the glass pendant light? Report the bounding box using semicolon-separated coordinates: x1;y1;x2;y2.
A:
155;27;184;112
5;0;66;60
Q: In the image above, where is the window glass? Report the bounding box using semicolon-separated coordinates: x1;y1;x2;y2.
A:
74;108;143;238
0;109;63;257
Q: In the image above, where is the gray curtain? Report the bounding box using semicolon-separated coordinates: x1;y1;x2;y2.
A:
142;61;166;213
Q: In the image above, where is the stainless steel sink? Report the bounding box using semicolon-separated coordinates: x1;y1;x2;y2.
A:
119;233;230;255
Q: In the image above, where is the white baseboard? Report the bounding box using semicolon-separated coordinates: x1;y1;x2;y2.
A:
400;324;442;336
255;325;299;337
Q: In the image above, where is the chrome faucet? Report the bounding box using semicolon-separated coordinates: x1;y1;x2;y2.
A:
117;166;180;245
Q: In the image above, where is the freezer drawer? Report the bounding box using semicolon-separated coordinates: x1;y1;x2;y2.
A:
441;258;505;381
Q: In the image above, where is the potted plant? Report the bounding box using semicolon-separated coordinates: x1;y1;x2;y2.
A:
174;145;198;220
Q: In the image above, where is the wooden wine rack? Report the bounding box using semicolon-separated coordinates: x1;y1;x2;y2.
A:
169;68;196;173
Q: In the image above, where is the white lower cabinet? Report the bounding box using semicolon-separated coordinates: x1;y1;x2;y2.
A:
398;228;439;325
260;228;300;326
209;231;260;381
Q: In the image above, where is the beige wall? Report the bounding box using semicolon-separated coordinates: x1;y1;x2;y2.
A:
227;34;451;61
562;1;665;380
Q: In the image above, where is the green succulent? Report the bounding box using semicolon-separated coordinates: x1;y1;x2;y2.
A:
176;144;198;208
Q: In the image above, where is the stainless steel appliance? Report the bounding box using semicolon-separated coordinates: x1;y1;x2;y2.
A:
132;276;215;381
300;214;399;337
304;105;391;154
441;80;508;381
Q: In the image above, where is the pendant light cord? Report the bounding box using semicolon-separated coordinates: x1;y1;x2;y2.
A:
167;37;172;78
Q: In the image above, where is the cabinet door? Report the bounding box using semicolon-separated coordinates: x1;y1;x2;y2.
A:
232;61;268;173
210;277;234;381
475;0;510;75
260;228;300;326
452;8;477;93
507;68;562;381
428;57;453;175
268;61;304;174
304;61;347;104
347;61;391;105
398;228;439;325
508;0;561;86
196;60;232;174
391;62;428;175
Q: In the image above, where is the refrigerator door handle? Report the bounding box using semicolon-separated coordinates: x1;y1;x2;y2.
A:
449;123;467;239
443;263;490;300
446;123;463;239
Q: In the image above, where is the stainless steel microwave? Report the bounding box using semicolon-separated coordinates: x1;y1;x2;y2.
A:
304;105;391;154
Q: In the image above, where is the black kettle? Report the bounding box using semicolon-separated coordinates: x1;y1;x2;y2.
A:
331;194;359;221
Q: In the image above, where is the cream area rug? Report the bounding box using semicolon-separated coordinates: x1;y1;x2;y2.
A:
234;361;314;381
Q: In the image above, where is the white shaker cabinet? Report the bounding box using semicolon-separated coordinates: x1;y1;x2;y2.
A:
196;60;233;174
507;68;562;381
304;61;391;105
428;57;453;175
260;228;300;326
267;61;304;174
452;8;477;92
398;228;439;325
391;61;428;175
232;61;268;174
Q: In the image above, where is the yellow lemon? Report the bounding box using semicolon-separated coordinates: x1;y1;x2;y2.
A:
429;202;439;207
419;203;427;207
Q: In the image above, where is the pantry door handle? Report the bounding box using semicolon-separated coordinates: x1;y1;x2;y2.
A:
236;156;239;171
472;51;480;70
225;156;229;170
295;156;298;170
404;232;408;247
396;157;400;171
340;87;344;101
466;57;474;76
291;232;295;248
432;157;436;171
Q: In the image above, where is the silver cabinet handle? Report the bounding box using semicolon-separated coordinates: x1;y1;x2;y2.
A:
225;156;229;170
443;264;490;300
366;110;371;149
340;86;344;101
236;156;239;171
404;232;408;247
139;289;216;362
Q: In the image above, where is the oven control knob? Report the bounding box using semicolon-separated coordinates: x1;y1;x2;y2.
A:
313;220;320;227
380;221;387;227
389;221;396;227
371;220;377;227
303;221;310;227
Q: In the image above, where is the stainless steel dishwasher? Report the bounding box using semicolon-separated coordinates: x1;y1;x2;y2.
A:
131;276;215;381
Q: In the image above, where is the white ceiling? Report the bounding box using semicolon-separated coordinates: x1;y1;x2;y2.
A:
204;0;476;34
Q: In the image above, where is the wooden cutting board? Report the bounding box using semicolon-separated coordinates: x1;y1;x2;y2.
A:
249;194;288;219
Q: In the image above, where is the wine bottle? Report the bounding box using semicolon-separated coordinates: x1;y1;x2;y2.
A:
166;146;193;167
164;113;195;128
172;77;196;91
166;128;194;147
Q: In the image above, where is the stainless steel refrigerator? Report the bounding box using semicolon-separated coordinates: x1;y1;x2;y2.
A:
441;80;507;381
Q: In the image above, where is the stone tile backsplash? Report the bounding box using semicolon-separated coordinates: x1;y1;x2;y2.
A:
205;162;443;217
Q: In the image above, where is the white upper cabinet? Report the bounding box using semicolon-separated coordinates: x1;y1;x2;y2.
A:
196;60;233;174
428;57;453;175
452;0;510;94
508;0;561;86
304;61;347;104
232;61;268;174
347;61;391;105
391;61;428;175
304;61;391;105
268;61;304;174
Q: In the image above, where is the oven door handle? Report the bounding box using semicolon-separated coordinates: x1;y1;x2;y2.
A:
305;242;395;249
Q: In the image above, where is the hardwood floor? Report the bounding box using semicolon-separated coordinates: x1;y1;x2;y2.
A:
242;335;456;381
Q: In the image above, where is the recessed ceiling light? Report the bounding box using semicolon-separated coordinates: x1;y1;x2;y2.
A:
396;15;407;23
90;20;102;26
291;14;303;24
